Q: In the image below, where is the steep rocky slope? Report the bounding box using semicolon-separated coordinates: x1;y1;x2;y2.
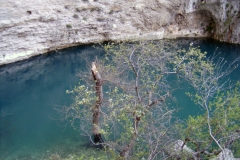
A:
0;0;240;65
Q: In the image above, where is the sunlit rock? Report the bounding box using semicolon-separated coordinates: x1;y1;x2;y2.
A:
211;149;236;160
0;0;239;65
165;140;196;159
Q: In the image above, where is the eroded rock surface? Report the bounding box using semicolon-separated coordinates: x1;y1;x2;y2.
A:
0;0;240;65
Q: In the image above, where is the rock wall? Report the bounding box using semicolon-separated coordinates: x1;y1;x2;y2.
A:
184;0;240;44
0;0;240;65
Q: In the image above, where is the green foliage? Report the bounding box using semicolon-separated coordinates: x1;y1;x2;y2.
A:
183;83;240;157
102;42;180;121
66;40;185;158
224;17;232;26
66;24;72;28
73;14;79;19
65;40;240;159
90;7;101;12
180;42;240;157
47;146;114;160
65;83;96;130
65;154;108;160
205;22;215;33
75;8;81;12
108;10;114;14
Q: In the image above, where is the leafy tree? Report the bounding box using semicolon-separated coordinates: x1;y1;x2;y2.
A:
173;44;240;159
182;69;240;158
61;40;239;159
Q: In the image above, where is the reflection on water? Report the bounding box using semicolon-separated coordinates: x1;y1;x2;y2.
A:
0;39;239;159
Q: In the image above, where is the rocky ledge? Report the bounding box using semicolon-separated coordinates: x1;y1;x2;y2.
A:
0;0;240;65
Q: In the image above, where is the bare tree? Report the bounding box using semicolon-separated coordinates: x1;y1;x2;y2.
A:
91;62;104;144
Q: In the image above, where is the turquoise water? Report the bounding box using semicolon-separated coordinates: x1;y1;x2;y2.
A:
0;39;239;159
174;38;240;118
0;45;105;159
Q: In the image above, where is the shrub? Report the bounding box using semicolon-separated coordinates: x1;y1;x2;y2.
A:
66;24;72;28
75;8;81;12
73;14;79;18
90;7;100;12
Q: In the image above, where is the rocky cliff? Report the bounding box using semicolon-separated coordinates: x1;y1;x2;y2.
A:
0;0;240;65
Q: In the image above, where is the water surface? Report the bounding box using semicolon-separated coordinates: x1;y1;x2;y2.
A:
0;45;104;159
0;39;239;159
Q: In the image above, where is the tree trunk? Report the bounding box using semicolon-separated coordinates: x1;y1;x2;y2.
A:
91;62;104;144
120;135;136;158
120;116;140;158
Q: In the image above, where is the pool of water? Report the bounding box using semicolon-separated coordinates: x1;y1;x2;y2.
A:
174;38;240;118
0;45;105;159
0;39;239;159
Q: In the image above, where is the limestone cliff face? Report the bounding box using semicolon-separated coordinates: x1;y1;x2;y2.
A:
0;0;239;65
183;0;240;44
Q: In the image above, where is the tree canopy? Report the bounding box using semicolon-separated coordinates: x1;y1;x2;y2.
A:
62;40;240;159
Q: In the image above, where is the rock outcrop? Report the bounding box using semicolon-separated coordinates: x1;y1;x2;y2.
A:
211;149;237;160
0;0;240;65
165;140;238;160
